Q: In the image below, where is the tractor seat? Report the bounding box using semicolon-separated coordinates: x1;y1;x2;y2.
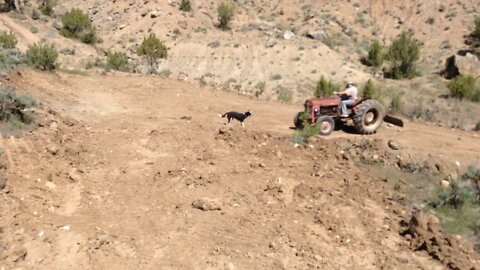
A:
348;98;366;108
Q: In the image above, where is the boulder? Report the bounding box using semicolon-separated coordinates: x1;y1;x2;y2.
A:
178;20;188;29
266;38;277;48
306;30;327;42
444;52;480;79
283;30;294;40
388;140;401;150
208;41;220;48
150;10;161;18
192;198;222;211
68;168;82;182
52;20;62;30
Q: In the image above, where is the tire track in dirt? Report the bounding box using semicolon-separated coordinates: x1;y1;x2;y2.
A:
0;14;40;51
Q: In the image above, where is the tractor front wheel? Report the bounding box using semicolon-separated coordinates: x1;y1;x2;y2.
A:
352;99;385;134
294;112;304;129
316;115;335;136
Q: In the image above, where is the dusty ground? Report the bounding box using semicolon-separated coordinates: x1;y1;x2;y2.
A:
0;70;479;269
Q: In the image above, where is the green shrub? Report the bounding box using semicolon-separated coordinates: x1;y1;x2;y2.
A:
40;0;55;17
0;86;36;126
462;165;480;199
270;74;282;80
217;2;235;30
107;51;129;71
137;33;167;74
0;31;17;49
85;57;104;70
362;79;382;99
474;16;480;38
60;8;96;44
475;121;480;131
292;123;319;144
435;180;476;209
390;93;402;113
365;40;384;67
0;48;25;71
179;0;191;12
432;166;480;209
159;69;172;77
447;75;479;101
324;32;338;50
386;31;420;79
30;26;39;34
255;81;266;91
26;42;58;71
31;9;40;20
277;86;293;103
314;76;340;98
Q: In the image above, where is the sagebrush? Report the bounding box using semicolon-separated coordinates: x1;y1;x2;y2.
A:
386;31;420;79
292;123;319;144
31;9;40;20
26;42;58;71
362;79;382;99
137;33;168;74
448;75;479;102
60;8;96;44
40;0;55;16
365;40;384;67
0;31;17;49
107;51;129;71
473;16;480;38
0;48;26;70
277;87;293;103
217;2;235;30
0;86;36;126
179;0;192;12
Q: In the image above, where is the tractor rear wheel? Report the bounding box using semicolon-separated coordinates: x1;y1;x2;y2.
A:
316;115;335;136
294;112;304;129
352;99;385;134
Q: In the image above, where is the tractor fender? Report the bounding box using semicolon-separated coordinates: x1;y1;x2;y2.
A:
350;98;370;111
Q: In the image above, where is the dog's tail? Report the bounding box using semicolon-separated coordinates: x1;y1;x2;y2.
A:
219;113;226;118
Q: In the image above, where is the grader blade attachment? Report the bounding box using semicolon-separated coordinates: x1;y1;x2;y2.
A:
384;114;404;127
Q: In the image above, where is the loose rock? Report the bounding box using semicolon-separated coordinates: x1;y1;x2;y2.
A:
0;175;6;190
441;180;450;188
283;30;294;40
306;30;327;41
68;168;82;182
192;198;222;211
266;38;277;48
47;145;59;155
178;20;188;29
150;10;162;18
388;140;401;150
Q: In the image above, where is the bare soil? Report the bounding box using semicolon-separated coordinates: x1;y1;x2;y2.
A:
1;70;479;269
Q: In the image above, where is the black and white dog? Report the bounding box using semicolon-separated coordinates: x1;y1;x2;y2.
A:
220;110;252;126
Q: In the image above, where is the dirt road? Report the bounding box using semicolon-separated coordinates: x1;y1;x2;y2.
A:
1;70;479;269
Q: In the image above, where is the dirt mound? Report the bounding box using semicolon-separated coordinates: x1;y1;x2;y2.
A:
401;213;479;270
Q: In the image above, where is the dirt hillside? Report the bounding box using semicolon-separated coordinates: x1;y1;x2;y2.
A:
2;0;479;101
0;70;479;269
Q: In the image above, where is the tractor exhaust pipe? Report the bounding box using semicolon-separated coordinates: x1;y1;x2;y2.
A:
384;114;404;127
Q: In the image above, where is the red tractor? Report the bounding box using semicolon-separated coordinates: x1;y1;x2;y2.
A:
294;96;403;136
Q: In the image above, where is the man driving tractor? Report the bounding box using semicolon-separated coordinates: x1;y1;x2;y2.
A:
334;82;358;117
